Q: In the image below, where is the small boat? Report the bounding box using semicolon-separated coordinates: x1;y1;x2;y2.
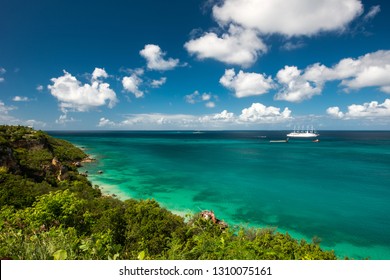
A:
270;138;289;143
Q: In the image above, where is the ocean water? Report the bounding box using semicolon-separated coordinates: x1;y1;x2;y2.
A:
49;130;390;260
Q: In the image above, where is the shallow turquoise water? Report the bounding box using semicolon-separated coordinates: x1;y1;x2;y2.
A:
50;131;390;259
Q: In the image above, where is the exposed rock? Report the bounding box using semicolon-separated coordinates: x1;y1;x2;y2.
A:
82;157;96;163
201;210;228;229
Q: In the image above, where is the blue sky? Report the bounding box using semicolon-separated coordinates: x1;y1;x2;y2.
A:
1;0;389;130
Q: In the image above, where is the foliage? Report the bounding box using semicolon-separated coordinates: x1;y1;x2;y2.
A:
0;125;339;260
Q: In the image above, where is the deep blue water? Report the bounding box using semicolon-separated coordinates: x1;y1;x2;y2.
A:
49;130;390;259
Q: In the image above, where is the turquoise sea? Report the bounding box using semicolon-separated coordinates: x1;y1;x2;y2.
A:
49;130;390;260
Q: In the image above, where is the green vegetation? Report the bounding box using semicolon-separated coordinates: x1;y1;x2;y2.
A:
0;125;338;260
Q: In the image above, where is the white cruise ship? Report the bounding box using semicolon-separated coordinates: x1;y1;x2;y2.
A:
287;126;319;138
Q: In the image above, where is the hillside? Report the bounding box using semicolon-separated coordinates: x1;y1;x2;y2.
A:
0;125;338;260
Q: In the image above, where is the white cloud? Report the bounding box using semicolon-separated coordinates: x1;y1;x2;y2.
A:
185;91;200;104
326;106;345;118
56;114;75;124
96;103;291;129
212;109;235;121
220;68;274;98
36;85;44;91
364;5;381;21
0;67;5;82
341;65;390;91
346;99;390;118
205;101;215;108
280;41;305;51
92;67;108;81
98;117;115;127
0;100;15;115
185;25;267;68
305;50;390;93
12;96;30;102
202;93;211;101
48;69;118;113
199;109;236;124
140;44;180;71
381;86;390;94
185;90;218;108
327;99;390;119
122;74;144;98
275;66;322;102
186;0;363;66
0;100;46;128
119;113;198;128
274;50;390;102
150;77;167;88
239;102;292;122
213;0;363;36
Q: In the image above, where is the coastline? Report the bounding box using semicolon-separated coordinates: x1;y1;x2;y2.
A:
88;174;195;219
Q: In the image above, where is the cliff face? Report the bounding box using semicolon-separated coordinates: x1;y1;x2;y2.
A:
0;126;86;179
0;145;20;173
0;125;91;208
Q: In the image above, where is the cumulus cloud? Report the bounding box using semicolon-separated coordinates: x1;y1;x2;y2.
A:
306;50;390;93
185;90;218;108
92;67;108;81
213;0;363;36
326;106;345;118
98;117;115;127
185;0;363;66
212;109;235;121
341;65;390;91
275;66;322;102
239;103;291;122
185;25;267;68
140;44;180;71
12;96;30;102
274;50;390;102
48;69;118;114
327;99;390;119
122;74;144;98
220;68;274;98
36;85;44;91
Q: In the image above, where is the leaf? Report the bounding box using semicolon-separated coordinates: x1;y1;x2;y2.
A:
53;249;67;260
138;251;145;260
